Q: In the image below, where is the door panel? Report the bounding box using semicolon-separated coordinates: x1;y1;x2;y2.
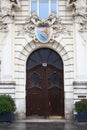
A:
26;64;64;117
26;65;43;116
47;65;64;116
30;92;41;114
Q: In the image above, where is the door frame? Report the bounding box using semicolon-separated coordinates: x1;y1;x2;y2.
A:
26;48;64;118
15;40;74;119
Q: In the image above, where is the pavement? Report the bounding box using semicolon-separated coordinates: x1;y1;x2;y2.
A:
0;119;87;130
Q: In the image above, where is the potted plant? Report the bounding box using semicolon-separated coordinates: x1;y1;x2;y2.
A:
75;99;87;122
0;94;16;122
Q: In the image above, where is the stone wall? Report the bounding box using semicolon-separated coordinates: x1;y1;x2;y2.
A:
0;0;87;119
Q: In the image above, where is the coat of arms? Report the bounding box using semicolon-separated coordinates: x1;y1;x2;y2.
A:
21;13;67;43
35;26;52;43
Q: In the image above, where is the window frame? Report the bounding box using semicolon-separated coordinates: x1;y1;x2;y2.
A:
30;0;58;18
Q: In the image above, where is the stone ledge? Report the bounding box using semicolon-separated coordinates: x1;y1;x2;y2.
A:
73;81;87;86
0;82;16;85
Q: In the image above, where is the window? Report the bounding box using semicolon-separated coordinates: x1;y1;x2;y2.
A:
27;48;63;70
30;0;58;19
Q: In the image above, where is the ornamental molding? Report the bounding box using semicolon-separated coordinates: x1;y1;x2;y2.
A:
67;0;87;31
19;13;70;43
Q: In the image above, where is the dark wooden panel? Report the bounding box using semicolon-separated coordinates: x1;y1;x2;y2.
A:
26;64;64;117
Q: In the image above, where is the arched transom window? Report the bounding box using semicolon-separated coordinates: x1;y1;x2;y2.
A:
30;0;58;19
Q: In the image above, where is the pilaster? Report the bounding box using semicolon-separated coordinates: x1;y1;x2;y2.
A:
1;23;15;82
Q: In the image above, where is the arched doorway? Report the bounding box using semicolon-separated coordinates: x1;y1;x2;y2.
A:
26;48;64;118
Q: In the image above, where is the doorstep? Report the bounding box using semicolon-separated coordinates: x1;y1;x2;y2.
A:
15;118;66;123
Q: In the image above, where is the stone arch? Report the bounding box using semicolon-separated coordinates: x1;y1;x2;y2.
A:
15;40;74;119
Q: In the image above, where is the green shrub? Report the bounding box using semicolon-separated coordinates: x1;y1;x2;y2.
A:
75;99;87;112
0;95;16;114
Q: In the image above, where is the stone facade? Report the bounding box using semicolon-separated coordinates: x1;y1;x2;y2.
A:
0;0;87;119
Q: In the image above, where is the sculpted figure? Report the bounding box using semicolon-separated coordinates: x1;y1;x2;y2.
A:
1;0;20;23
47;13;61;26
22;13;41;38
47;13;63;37
28;13;41;26
67;0;87;24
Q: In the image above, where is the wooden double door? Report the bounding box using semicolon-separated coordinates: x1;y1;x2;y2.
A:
26;64;64;117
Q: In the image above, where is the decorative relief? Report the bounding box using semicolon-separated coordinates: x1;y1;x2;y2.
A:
20;13;41;42
46;13;69;40
1;0;20;24
67;0;87;31
19;13;69;43
0;22;9;32
0;0;20;32
0;16;8;32
30;73;41;86
79;20;87;32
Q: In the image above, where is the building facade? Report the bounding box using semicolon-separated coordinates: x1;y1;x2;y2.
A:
0;0;87;119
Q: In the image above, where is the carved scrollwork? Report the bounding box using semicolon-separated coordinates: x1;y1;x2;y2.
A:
79;19;87;31
0;16;8;32
0;23;9;32
46;13;68;38
19;12;69;43
21;13;42;39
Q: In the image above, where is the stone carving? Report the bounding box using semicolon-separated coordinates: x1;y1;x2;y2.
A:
21;13;42;40
67;0;87;30
0;14;8;32
0;23;9;32
20;13;69;43
46;13;68;39
1;0;20;24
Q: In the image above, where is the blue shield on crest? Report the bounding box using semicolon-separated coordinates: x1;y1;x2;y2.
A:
35;27;52;43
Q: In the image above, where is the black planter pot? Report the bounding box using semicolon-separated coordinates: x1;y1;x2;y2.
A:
0;112;15;122
75;112;87;122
